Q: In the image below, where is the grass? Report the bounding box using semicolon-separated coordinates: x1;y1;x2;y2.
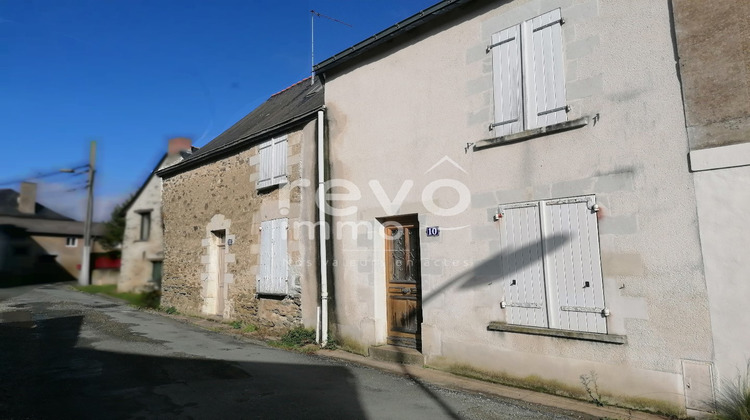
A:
75;284;160;309
269;326;318;353
715;361;750;420
227;321;257;333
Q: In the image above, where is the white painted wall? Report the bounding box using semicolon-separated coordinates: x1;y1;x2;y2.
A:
692;157;750;382
323;0;710;413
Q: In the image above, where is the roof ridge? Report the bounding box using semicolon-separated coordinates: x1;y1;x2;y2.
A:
270;76;313;98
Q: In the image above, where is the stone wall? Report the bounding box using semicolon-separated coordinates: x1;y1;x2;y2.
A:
672;0;750;150
160;120;319;334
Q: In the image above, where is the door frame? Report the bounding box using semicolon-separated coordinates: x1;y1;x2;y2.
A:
379;214;423;350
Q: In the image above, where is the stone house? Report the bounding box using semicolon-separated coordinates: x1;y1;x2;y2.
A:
313;0;728;416
118;137;194;292
671;0;750;394
0;182;108;284
157;78;324;333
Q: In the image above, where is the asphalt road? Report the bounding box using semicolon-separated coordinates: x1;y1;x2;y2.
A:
0;284;585;420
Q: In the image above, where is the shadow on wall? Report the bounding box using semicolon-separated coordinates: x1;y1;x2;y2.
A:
381;233;572;419
426;232;570;304
0;225;75;288
0;311;367;419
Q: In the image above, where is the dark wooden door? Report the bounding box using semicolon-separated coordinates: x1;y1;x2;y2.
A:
385;221;422;349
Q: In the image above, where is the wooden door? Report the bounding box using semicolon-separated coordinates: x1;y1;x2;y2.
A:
385;221;422;349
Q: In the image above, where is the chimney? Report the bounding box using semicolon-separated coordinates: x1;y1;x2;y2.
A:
167;137;192;156
18;182;37;215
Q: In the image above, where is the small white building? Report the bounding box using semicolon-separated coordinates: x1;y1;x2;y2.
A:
118;137;193;292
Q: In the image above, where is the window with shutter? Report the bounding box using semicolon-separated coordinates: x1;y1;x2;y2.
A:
256;136;288;190
499;195;607;334
490;9;567;135
257;218;289;295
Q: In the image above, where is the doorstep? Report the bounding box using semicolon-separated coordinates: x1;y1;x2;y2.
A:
368;345;424;365
317;349;670;420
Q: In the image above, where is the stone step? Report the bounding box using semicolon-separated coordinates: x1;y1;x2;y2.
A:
368;345;423;365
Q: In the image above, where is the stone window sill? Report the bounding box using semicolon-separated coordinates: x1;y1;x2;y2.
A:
473;116;590;151
487;321;627;344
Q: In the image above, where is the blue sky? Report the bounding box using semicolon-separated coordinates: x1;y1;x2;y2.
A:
0;0;436;221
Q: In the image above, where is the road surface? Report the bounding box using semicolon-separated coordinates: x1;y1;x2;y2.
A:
0;284;588;420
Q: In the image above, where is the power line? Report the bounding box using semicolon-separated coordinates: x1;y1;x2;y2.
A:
311;10;352;84
0;163;89;187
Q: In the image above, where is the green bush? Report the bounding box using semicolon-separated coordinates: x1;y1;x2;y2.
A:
163;306;178;315
715;361;750;420
279;327;316;347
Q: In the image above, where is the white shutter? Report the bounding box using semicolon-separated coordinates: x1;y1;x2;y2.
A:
500;202;549;328
257;140;273;189
258;220;273;293
524;9;567;130
257;218;289;295
543;197;606;334
491;25;524;136
272;218;288;294
271;136;288;186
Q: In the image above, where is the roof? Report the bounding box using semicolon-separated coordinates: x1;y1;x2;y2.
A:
314;0;473;75
120;146;199;215
158;77;324;177
0;217;105;236
0;189;74;221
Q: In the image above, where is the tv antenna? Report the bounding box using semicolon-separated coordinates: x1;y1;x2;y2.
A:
311;10;352;85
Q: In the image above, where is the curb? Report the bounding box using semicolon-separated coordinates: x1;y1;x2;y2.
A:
316;349;670;420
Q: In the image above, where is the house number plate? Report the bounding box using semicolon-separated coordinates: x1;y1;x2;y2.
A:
426;226;439;237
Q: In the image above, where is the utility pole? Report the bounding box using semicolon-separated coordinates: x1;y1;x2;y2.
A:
79;141;96;286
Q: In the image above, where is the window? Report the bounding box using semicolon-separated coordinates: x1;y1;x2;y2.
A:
257;136;288;189
257;218;288;295
490;9;567;136
139;211;151;241
65;237;78;247
498;195;607;334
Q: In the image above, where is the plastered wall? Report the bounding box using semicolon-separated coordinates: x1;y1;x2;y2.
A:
323;0;709;412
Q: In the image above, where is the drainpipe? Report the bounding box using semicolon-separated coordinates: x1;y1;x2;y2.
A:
316;108;329;346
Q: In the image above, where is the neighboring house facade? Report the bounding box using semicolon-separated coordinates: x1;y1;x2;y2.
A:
158;79;324;333
315;0;717;415
118;137;193;292
0;182;108;284
672;0;750;389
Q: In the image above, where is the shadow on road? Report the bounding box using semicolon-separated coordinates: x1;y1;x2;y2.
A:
0;312;366;419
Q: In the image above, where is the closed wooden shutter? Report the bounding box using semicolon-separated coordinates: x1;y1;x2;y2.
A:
500;202;549;328
257;218;289;295
543;197;606;334
491;25;524;136
257;140;273;189
271;217;288;294
524;8;567;130
258;220;273;293
271;136;288;185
